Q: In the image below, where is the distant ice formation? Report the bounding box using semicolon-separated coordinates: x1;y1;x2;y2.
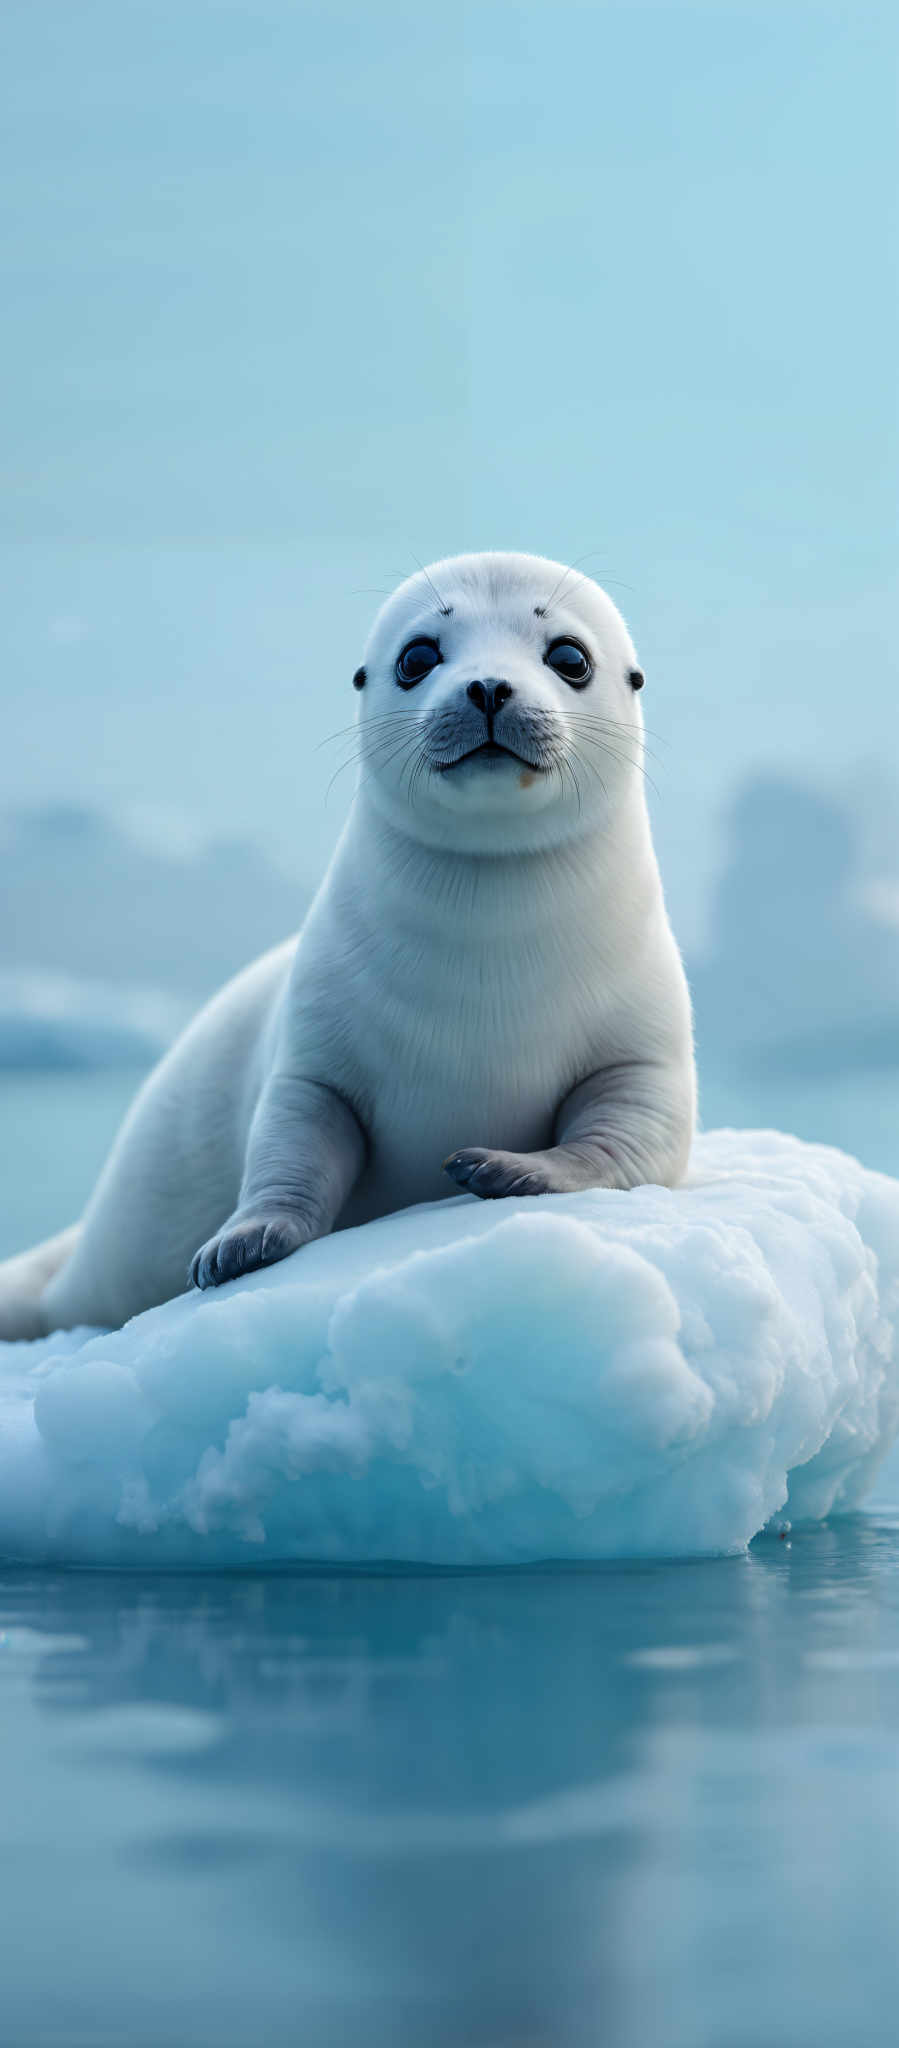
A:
0;969;189;1070
1;1129;897;1567
0;804;309;1003
691;777;899;1077
0;805;312;1070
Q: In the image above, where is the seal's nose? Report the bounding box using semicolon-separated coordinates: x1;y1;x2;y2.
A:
466;679;513;717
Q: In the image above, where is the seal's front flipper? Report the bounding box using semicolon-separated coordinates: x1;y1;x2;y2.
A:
443;1148;575;1198
189;1213;311;1289
188;1075;367;1293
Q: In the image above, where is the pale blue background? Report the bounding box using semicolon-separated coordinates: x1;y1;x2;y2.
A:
2;23;899;2047
2;0;897;948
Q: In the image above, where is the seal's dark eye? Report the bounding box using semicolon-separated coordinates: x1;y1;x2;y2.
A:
544;638;592;688
396;639;442;689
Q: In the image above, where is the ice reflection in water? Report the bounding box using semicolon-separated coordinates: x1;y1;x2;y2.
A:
2;1520;899;2045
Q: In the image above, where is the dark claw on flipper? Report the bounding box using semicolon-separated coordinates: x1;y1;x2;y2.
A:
443;1149;489;1189
443;1148;554;1200
187;1215;308;1291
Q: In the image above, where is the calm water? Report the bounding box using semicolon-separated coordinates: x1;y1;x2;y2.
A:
2;1067;899;2045
3;1533;899;2046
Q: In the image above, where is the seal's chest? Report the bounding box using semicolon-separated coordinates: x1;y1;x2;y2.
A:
338;917;605;1166
363;998;582;1173
362;927;591;1064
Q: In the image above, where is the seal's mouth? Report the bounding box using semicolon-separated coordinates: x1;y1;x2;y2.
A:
435;740;549;774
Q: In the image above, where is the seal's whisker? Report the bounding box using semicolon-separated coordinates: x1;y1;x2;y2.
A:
538;564;582;619
325;728;428;799
326;745;402;792
318;713;424;751
566;717;665;772
569;741;607;807
537;548;610;617
573;735;662;802
325;747;402;801
364;734;430;779
408;553;453;618
347;732;427;804
324;725;429;776
569;731;664;776
572;725;657;776
538;548;636;619
561;748;583;816
568;713;669;748
332;725;423;767
544;552;641;619
404;738;436;810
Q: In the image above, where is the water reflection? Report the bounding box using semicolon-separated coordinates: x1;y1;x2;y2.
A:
2;1522;899;2045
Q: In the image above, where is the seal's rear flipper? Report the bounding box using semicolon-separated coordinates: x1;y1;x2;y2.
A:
0;1224;80;1340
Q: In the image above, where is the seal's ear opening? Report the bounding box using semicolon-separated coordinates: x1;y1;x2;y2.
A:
628;668;645;691
353;666;367;690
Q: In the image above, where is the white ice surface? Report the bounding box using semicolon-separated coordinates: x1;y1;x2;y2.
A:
1;1129;898;1567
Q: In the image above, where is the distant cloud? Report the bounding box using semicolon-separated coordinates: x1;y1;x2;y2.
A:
115;801;208;861
857;880;899;933
47;616;88;645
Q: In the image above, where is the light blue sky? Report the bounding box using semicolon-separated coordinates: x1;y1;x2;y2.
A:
2;0;896;946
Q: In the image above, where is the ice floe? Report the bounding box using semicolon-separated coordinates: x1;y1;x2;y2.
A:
1;1128;897;1566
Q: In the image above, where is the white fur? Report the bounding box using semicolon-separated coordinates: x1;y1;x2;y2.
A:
7;552;695;1335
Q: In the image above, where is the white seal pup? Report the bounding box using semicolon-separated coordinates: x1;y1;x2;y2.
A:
3;551;695;1337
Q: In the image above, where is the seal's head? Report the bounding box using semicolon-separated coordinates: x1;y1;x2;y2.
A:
354;552;646;851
